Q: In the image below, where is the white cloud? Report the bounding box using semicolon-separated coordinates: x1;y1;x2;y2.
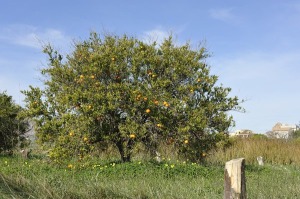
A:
140;26;189;47
141;27;171;44
0;24;71;50
209;8;235;22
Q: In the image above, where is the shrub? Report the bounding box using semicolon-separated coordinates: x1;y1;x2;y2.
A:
0;91;29;154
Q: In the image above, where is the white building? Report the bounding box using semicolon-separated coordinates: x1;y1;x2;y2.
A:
269;122;297;139
230;129;254;138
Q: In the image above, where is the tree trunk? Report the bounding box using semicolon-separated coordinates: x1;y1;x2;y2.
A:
116;140;132;162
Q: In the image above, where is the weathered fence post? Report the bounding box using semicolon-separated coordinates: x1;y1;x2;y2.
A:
224;158;246;199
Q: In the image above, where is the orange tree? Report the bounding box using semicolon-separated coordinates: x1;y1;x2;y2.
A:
22;32;242;162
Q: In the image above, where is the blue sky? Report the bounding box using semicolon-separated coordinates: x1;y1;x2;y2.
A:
1;0;300;133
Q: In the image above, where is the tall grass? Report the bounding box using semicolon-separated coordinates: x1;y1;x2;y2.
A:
207;137;300;165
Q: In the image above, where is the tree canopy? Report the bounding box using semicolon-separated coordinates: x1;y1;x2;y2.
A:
23;32;242;162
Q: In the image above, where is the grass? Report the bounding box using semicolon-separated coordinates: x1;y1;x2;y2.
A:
2;138;300;198
0;156;224;199
246;165;300;198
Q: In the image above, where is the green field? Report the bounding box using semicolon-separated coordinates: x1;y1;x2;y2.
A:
1;150;300;199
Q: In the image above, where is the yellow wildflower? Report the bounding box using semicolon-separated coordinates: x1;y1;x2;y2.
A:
67;164;73;169
157;123;163;128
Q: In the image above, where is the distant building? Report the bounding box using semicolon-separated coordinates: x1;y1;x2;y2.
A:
268;122;297;139
231;129;254;138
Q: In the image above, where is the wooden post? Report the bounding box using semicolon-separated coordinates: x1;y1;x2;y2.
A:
224;158;246;199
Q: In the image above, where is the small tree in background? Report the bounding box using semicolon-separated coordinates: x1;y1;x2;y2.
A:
22;32;242;162
291;122;300;139
293;130;300;139
0;91;29;154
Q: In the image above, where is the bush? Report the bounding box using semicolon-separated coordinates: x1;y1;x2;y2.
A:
0;91;29;154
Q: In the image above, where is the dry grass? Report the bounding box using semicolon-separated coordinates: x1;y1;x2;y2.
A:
207;137;300;165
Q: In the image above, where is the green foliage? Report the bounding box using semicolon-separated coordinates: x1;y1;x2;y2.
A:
292;130;300;139
0;91;29;154
22;32;241;162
